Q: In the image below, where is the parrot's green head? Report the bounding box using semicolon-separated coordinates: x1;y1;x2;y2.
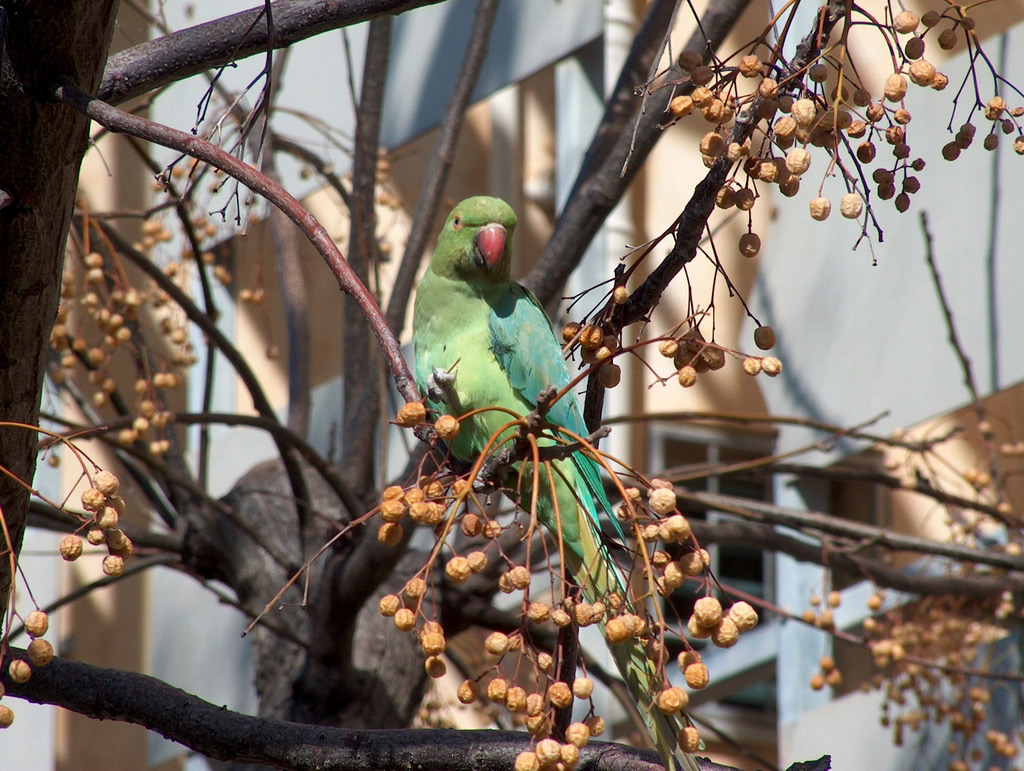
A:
429;196;517;284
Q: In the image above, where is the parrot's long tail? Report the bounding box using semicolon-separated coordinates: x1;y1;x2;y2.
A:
564;515;701;771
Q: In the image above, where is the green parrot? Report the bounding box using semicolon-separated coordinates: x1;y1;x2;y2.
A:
412;196;699;771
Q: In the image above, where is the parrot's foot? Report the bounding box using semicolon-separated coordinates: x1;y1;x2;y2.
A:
427;367;459;407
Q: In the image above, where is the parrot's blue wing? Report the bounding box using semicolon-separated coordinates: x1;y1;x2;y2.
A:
488;283;621;537
488;284;584;435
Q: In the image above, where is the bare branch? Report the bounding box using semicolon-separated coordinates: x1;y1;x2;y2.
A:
385;0;501;335
52;80;419;404
691;518;1024;597
1;648;718;770
524;0;751;305
342;17;392;499
680;488;1024;572
98;0;446;105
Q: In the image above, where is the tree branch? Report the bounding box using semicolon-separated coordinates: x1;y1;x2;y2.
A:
52;80;419;404
690;518;1024;597
98;0;446;105
680;488;1024;572
1;648;704;771
524;0;751;305
384;0;501;336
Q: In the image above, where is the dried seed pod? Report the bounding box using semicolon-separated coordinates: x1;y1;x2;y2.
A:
562;321;582;343
573;677;595;699
526;692;545;716
379;594;401;616
506;686;528;712
738;54;761;77
728;601;759;631
59;534;83;561
584;715;606;737
485;631;511;656
551;608;571;627
678;366;697;388
420;630;446;656
580;324;604;350
657;686;690;713
884;73;908;102
679;551;705;576
785;148;811;175
693;596;724;628
699;131;726;158
691;87;713;108
548;681;573;709
679;725;702;752
791;99;816;127
457;679;479;704
904;36;925;59
566;722;591;748
8;659;32;684
605;617;630;643
93;470;120;496
598;363;621;388
690;65;713;86
536;738;562;765
81;487;106;512
808;63;828;83
758;77;779;98
0;705;13;728
753;325;776;350
658;338;680;357
396;402;426;427
985;96;1007;120
379;499;406;523
670;94;694;119
377;522;403;546
466;550;487;573
743;357;762;376
102;554;125;577
761;356;783;376
461;513;482;536
487;677;509;703
24;610;49;639
649;487;677;516
909;59;936;86
734;188;756;211
774;115;797;140
434;414;460;440
840;193;863;219
443;556;469;583
739;232;761;258
661;514;691;542
684;661;710;689
809;197;831;221
678;50;703;72
711;617;740;647
527;601;551;623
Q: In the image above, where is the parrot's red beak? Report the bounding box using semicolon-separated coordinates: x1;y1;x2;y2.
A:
474;224;506;271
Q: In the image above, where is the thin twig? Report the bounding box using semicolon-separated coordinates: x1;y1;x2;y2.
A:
384;0;501;336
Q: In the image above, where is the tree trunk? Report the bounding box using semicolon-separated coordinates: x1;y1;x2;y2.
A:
0;0;119;615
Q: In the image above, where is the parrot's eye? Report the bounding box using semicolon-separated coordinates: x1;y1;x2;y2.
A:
451;216;462;231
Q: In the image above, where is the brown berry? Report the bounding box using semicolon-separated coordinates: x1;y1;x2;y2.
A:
27;639;53;667
8;659;31;683
434;414;460;440
396;401;426;427
739;232;761;258
753;325;776;350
